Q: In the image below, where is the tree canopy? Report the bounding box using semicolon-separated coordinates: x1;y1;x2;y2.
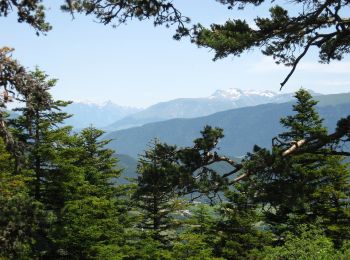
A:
1;1;349;86
192;0;350;88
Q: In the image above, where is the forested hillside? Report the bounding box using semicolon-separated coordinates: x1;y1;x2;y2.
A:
1;0;350;259
1;68;350;258
106;93;350;158
105;88;296;130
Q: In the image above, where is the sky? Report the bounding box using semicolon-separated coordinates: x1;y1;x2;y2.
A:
1;0;349;108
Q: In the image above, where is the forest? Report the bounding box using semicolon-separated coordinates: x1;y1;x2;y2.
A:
1;0;350;259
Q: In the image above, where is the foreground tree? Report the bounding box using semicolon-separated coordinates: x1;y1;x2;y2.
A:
191;1;350;88
0;138;51;259
3;1;349;87
245;89;350;246
48;127;131;258
213;184;271;259
9;68;71;202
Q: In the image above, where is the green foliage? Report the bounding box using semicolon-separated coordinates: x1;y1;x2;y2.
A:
0;186;52;259
1;62;350;259
260;225;336;259
213;185;272;259
191;1;350;86
49;127;128;259
0;140;53;259
134;140;185;243
279;89;327;141
55;196;125;258
246;90;350;246
177;125;229;198
9;68;72;203
172;233;223;260
0;0;51;34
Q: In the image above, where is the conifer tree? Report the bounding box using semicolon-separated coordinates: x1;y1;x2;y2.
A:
9;68;72;203
134;140;185;244
0;139;51;259
50;127;129;258
248;89;350;246
213;183;271;259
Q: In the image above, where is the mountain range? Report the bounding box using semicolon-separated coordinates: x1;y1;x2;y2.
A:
63;88;319;131
63;101;141;129
105;88;301;131
105;92;350;159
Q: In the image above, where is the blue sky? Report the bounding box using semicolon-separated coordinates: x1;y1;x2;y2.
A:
1;1;349;108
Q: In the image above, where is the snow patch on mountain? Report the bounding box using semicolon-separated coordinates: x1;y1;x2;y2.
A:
209;88;278;100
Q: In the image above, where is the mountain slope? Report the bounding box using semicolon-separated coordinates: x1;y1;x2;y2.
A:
105;92;350;158
63;101;141;129
105;88;298;131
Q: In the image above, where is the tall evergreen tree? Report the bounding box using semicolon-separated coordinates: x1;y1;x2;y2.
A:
247;89;350;246
134;140;185;244
9;68;72;203
50;127;129;259
0;138;52;259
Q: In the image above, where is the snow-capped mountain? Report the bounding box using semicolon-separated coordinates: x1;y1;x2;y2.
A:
210;88;276;100
106;88;306;131
208;88;294;108
63;100;141;129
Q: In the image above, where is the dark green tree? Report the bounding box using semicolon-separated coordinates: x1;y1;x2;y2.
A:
0;138;52;259
50;127;130;259
246;89;350;246
177;125;242;200
190;1;350;88
134;139;185;244
212;183;271;259
172;204;222;260
9;68;72;203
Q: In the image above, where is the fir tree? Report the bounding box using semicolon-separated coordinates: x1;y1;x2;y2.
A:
249;89;350;246
134;140;185;244
51;127;128;258
213;183;271;259
0;139;52;259
9;68;72;203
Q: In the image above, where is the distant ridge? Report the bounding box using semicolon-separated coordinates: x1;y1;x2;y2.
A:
105;88;308;131
104;92;350;158
63;100;141;129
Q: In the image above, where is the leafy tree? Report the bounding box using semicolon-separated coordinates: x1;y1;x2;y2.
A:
177;125;241;200
259;225;337;259
0;47;44;159
171;232;223;260
186;204;217;236
0;0;51;34
69;127;122;196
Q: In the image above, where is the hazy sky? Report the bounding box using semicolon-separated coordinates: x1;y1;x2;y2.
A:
1;1;349;108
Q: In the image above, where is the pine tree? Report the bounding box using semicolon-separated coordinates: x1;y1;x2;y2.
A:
9;68;72;203
250;89;350;246
134;140;185;244
0;139;51;259
51;127;128;259
213;183;271;259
